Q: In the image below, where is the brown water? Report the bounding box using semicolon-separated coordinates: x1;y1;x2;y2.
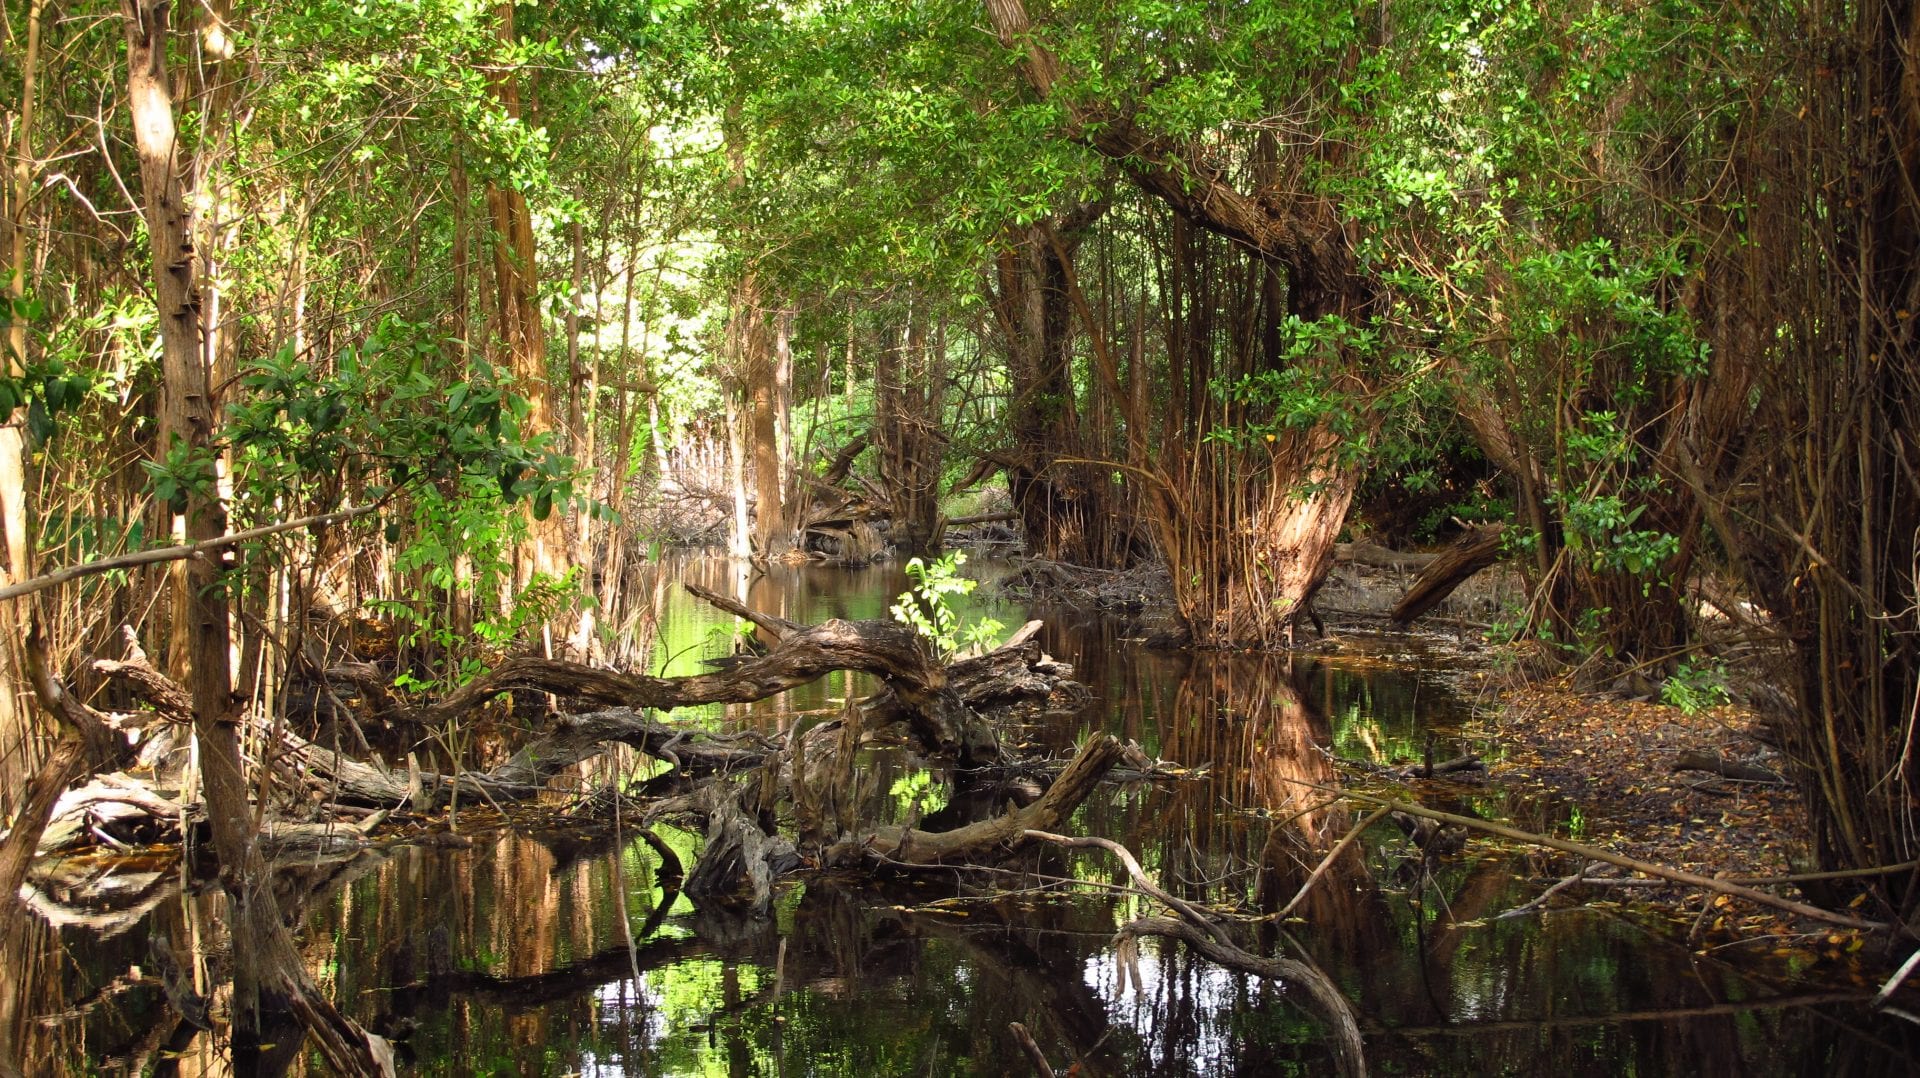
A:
19;555;1916;1075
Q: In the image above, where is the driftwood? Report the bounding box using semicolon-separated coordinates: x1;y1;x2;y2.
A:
13;583;1113;1074
34;592;1077;850
0;623;135;902
831;734;1123;865
1389;525;1506;625
680;780;801;915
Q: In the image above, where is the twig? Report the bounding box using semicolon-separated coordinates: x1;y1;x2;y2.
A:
1497;862;1603;920
1728;860;1920;886
1874;946;1920;1008
1025;830;1367;1078
1273;806;1391;920
1023;830;1231;947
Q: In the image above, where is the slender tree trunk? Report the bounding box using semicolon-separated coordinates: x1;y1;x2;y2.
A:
874;311;947;558
0;0;47;825
120;8;388;1068
745;286;784;554
452;141;471;361
485;1;562;587
726;394;751;559
774;305;795;536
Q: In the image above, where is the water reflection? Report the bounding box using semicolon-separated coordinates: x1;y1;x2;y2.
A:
21;555;1919;1075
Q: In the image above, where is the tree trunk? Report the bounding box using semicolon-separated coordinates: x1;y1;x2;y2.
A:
120;6;389;1069
988;210;1135;569
874;312;946;558
987;0;1372;646
485;1;562;587
0;0;47;825
725;393;752;558
745;283;785;554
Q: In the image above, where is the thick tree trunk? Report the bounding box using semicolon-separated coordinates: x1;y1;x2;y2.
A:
987;0;1372;647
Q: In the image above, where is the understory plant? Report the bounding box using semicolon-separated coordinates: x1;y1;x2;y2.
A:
890;550;1003;661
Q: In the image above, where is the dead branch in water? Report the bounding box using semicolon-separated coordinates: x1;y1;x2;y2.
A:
828;735;1124;865
1025;829;1367;1078
1336;790;1896;934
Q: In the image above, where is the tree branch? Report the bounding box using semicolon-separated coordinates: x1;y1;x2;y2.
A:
0;503;378;603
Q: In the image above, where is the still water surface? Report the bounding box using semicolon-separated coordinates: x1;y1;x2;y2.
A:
33;555;1914;1075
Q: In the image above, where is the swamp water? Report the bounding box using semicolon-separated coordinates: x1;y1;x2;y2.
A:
23;556;1916;1075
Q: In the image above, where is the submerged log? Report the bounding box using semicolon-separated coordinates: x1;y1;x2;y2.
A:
1388;525;1506;625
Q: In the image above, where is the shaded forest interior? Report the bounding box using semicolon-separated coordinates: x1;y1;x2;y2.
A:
1;0;1918;1073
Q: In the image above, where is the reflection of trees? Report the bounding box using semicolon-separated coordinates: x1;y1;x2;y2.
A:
1135;653;1394;963
1;911;67;1075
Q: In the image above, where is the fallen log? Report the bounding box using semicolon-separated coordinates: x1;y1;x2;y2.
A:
1672;750;1785;784
1388;525;1506;625
686;582;1006;762
1335;541;1438;572
401;583;1005;765
277;707;773;808
947;511;1018;528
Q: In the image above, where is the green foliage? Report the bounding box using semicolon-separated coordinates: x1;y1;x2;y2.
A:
224;316;577;519
1663;660;1731;714
1555;491;1681;580
889;551;1002;661
1;280;106;446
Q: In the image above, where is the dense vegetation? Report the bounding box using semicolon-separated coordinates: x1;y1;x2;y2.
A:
0;0;1915;1070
